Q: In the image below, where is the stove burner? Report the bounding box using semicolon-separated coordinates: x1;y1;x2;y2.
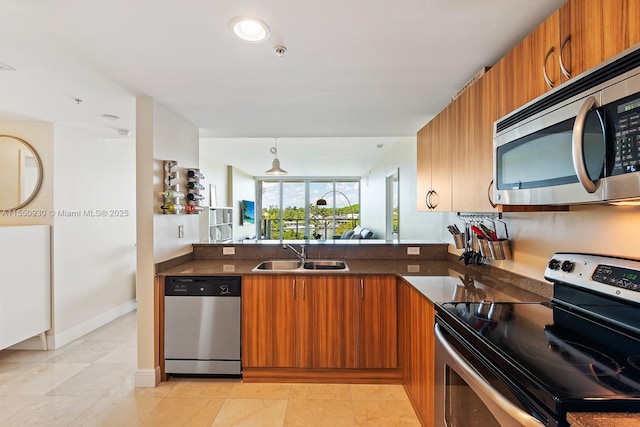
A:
547;340;623;377
628;355;640;371
516;336;622;377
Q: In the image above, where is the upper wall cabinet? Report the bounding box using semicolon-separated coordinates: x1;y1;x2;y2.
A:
559;0;640;80
498;0;640;118
497;10;561;118
452;68;499;213
416;111;451;212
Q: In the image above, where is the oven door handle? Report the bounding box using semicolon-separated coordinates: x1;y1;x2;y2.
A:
435;324;545;427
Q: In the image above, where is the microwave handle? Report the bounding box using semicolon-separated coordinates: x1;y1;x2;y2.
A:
572;96;601;193
435;324;545;427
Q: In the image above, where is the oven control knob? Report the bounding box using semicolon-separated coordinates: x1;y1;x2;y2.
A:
547;259;561;270
561;260;575;272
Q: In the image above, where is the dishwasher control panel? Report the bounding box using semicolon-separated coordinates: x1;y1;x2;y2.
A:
165;276;241;297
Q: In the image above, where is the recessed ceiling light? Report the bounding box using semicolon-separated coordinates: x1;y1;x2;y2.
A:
229;16;270;43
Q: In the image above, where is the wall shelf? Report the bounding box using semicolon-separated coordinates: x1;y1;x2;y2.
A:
200;206;233;242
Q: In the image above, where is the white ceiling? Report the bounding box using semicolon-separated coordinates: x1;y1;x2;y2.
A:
0;0;566;175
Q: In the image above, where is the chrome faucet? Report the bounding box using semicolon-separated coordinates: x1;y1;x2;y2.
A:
284;243;306;263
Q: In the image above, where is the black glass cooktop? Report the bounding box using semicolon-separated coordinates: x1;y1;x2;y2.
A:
436;300;640;415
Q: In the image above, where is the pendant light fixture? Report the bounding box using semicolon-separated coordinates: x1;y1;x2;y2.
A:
265;138;288;175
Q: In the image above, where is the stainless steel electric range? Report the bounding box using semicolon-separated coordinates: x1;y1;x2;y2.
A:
434;253;640;427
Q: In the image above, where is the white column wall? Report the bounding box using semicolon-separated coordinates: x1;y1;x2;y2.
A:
135;96;199;387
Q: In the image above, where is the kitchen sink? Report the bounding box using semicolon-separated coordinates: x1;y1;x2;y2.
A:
253;260;302;271
303;260;348;270
252;259;349;272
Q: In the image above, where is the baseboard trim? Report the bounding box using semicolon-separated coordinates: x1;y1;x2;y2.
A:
47;300;137;350
135;367;161;388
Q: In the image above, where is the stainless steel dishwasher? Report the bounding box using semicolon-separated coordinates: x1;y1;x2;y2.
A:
164;276;241;376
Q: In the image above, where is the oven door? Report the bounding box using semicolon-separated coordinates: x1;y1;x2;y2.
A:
434;323;548;427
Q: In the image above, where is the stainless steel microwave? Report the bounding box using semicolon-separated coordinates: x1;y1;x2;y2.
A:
493;46;640;205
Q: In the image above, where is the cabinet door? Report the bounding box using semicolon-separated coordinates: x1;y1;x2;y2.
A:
560;0;640;80
416;123;432;212
298;275;357;368
497;10;560;117
357;276;397;369
241;275;298;368
452;68;499;212
431;107;452;212
398;280;435;426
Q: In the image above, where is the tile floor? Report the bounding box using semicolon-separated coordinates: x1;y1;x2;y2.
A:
0;311;421;426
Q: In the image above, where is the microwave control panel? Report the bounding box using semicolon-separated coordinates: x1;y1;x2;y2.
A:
612;95;640;175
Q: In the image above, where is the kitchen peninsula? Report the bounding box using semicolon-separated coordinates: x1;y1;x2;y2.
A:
156;241;549;425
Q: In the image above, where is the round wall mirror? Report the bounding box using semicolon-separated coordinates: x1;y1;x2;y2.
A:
0;135;43;212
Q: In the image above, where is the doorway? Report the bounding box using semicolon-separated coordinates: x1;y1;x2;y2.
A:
385;169;399;239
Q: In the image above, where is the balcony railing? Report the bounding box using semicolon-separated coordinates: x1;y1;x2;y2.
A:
261;217;357;240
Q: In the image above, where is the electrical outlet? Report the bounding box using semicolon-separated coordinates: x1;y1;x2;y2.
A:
407;264;420;273
178;225;184;238
407;246;420;255
223;247;235;255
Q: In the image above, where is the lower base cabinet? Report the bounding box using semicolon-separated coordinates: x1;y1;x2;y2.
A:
242;274;399;381
398;279;435;426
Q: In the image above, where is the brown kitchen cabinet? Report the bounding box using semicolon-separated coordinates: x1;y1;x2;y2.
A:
497;10;561;117
416;108;452;212
398;278;435;426
498;0;640;118
242;274;398;375
356;275;398;369
559;0;640;80
451;67;499;213
241;275;299;368
416;123;431;212
298;275;358;368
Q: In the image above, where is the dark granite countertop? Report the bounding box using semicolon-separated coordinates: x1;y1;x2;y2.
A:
157;258;549;302
567;412;640;427
158;259;458;278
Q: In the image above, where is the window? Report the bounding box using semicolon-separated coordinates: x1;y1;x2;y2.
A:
257;179;359;240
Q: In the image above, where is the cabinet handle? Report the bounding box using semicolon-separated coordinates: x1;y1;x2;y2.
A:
302;280;306;300
543;46;555;88
487;180;497;208
360;279;364;299
425;190;432;209
293;279;296;300
559;35;571;80
430;190;439;209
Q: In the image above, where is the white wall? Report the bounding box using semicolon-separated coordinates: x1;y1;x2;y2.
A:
51;128;136;347
151;102;200;261
199;140;231;208
136;96;199;387
362;136;443;240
